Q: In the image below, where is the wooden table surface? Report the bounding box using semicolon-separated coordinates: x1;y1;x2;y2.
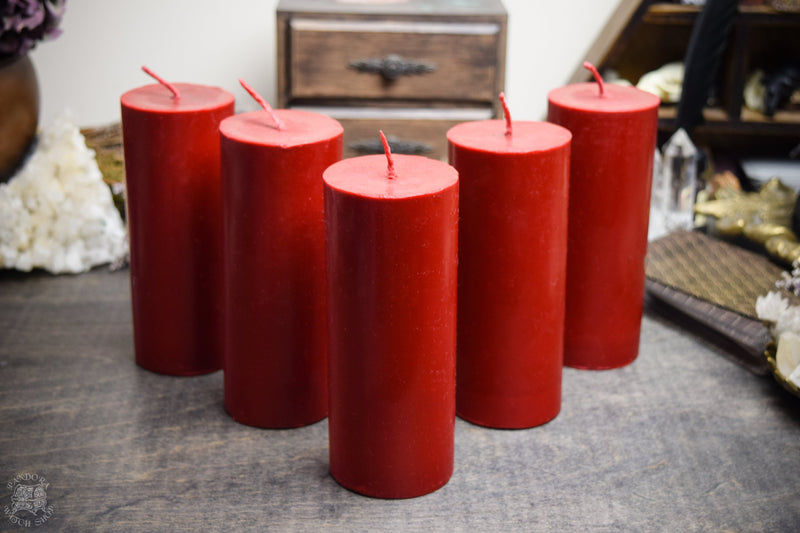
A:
1;268;799;532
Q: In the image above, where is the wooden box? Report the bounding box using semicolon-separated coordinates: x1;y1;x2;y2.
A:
276;0;507;160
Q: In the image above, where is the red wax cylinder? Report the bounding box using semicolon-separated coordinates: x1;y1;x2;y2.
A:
220;109;342;428
324;154;458;499
447;120;571;429
547;82;659;369
121;83;234;375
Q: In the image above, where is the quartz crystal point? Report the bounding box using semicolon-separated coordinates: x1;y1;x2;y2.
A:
661;127;699;232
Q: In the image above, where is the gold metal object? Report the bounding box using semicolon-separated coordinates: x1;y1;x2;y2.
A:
765;343;800;398
694;177;800;265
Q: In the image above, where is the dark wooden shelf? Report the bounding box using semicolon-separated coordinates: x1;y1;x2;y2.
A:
658;105;730;122
659;105;800;126
643;3;800;23
642;3;701;24
741;107;800;124
574;0;800;157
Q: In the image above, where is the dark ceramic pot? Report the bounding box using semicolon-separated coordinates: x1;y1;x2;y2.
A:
0;54;39;183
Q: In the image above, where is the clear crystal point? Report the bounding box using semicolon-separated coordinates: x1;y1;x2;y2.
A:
661;128;699;232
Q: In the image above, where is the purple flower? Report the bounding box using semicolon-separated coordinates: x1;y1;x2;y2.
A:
1;0;66;61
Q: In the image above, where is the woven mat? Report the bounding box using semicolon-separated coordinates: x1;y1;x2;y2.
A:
646;230;784;318
645;231;786;374
81;123;125;216
81;123;123;183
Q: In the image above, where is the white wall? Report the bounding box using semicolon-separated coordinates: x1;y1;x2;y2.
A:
29;0;620;128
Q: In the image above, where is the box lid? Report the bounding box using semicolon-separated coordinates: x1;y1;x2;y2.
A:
277;0;506;17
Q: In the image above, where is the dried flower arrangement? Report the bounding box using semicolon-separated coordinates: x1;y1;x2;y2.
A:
0;0;66;61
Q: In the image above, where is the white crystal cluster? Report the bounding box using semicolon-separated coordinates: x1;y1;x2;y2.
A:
756;290;800;386
0;113;127;274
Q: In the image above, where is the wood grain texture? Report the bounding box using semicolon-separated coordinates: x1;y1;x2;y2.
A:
289;22;500;102
277;0;507;17
276;1;507;140
567;0;647;84
339;116;470;161
1;268;800;531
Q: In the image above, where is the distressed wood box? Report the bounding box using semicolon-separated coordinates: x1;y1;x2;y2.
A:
277;0;507;160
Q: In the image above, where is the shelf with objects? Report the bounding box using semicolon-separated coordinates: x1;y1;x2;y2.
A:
605;2;800;404
571;0;800;158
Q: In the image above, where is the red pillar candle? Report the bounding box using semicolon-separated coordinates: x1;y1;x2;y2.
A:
221;80;342;428
447;94;572;429
324;133;458;499
121;68;234;376
547;63;659;369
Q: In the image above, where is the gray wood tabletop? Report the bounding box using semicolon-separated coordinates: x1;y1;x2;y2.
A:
1;268;799;532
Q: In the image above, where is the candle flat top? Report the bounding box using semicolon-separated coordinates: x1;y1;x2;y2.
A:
548;83;660;113
324;154;458;200
447;120;571;154
220;110;343;148
121;83;234;113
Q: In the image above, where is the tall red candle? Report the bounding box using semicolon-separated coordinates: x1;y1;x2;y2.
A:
547;63;659;369
221;81;342;428
447;95;571;428
121;69;234;376
324;135;458;499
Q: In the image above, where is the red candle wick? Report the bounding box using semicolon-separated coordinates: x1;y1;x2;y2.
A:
583;61;605;97
239;78;286;131
380;131;398;180
141;66;181;99
499;92;512;137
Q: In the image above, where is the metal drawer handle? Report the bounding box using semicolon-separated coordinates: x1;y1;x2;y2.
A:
348;135;432;155
348;54;436;81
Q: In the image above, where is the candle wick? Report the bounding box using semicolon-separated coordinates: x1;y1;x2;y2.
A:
239;78;286;131
499;92;512;137
583;61;605;97
380;131;397;180
141;66;181;99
